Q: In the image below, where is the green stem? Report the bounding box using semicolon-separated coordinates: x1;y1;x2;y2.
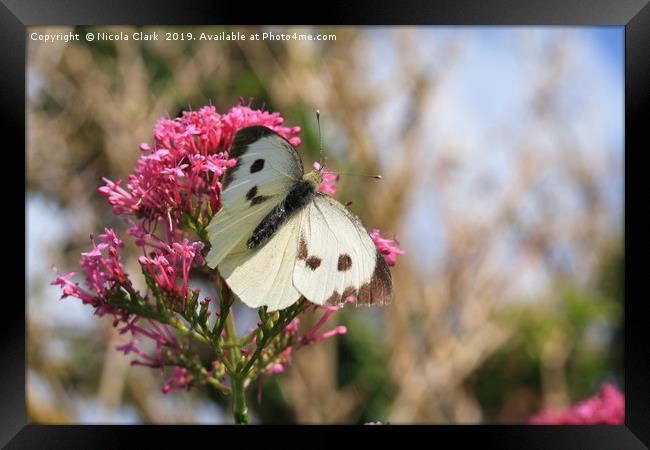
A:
222;295;248;424
170;317;210;345
240;300;305;378
212;274;233;339
225;310;240;369
206;377;231;395
238;328;261;347
231;376;248;424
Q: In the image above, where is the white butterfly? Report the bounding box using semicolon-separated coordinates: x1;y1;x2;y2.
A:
205;125;392;311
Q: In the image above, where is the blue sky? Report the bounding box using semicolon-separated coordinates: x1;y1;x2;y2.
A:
593;26;624;66
362;27;624;279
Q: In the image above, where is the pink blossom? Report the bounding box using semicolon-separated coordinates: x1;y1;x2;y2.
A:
53;231;185;371
299;305;348;346
117;319;180;368
285;318;299;333
51;271;97;305
52;228;134;301
220;103;301;149
116;338;164;368
138;239;204;305
162;367;193;393
266;363;285;376
98;179;139;215
259;304;348;385
528;384;624;425
100;228;125;248
313;162;339;196
126;222;167;250
259;347;293;400
115;338;141;356
370;229;405;266
99;102;301;226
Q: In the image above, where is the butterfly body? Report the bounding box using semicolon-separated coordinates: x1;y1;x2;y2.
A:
248;177;317;249
206;125;391;311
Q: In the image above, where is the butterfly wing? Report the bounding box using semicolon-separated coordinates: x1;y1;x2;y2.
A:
292;193;392;306
206;126;303;268
218;211;303;311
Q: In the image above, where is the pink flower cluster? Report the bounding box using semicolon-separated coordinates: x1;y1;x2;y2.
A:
115;319;180;369
528;384;624;425
370;229;405;266
52;228;188;387
99;103;301;231
52;228;133;309
161;367;193;393
299;304;349;347
138;239;205;303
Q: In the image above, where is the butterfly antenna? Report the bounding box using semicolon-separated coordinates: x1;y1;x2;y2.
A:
316;109;324;168
330;171;382;179
314;110;381;180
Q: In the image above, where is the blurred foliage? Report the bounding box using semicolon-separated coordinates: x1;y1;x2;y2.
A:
336;312;396;423
471;241;623;422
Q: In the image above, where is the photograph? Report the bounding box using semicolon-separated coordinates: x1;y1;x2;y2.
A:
25;25;626;425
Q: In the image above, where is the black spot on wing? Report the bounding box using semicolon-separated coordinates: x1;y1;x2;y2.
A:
246;186;258;201
250;195;270;206
222;126;275;190
297;236;308;260
325;287;357;306
337;254;352;271
306;256;322;270
250;159;265;173
326;290;341;304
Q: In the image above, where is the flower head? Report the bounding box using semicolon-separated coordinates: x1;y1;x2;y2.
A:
137;238;204;307
528;384;624;425
162;367;193;393
99;103;301;228
52;228;133;305
370;229;405;266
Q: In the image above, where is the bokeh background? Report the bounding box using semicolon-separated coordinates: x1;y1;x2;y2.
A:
27;26;623;424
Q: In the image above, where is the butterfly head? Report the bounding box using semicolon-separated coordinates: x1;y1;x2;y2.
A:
303;165;324;189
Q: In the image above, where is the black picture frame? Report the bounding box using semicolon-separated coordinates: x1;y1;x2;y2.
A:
4;0;648;447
